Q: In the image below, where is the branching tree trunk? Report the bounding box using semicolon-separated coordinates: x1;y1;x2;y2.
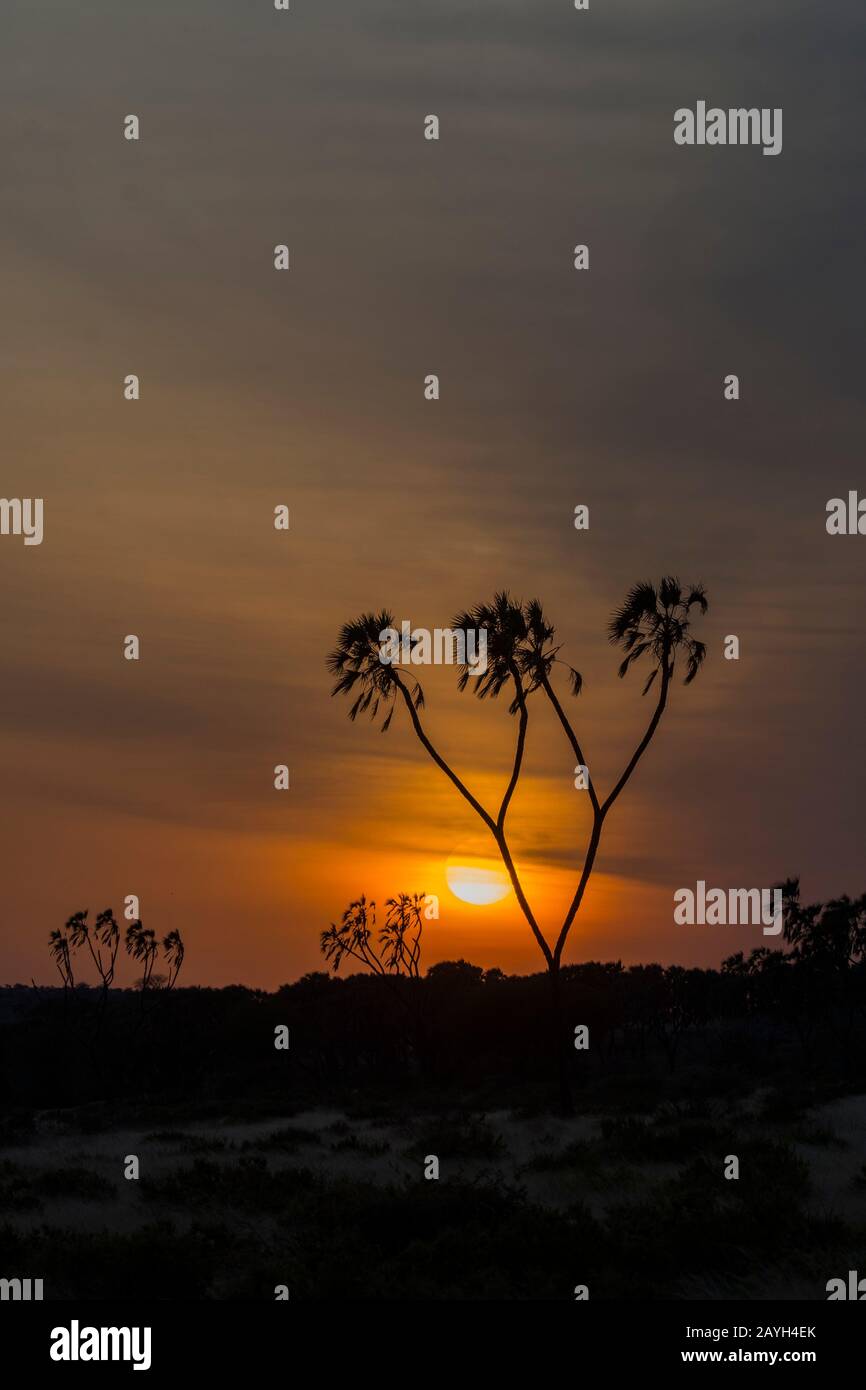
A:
328;580;708;1111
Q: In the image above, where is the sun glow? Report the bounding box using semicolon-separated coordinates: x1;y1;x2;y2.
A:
446;861;512;906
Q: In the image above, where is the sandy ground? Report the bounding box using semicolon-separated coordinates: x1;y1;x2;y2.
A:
3;1093;865;1240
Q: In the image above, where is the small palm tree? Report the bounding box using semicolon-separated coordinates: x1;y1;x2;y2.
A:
65;910;92;960
125;920;158;1000
93;909;120;994
321;895;384;975
382;893;426;978
321;892;428;978
47;909;185;1026
64;908;118;999
48;928;74;992
162;930;185;989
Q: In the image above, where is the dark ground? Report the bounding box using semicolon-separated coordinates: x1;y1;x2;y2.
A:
1;949;865;1300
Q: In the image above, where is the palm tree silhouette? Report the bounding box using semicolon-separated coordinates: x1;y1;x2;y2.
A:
320;892;426;978
327;611;418;733
94;909;120;978
125;919;158;1003
48;927;74;994
328;577;708;1109
162;929;185;989
46;910;185;1027
550;577;708;967
321;895;383;975
382;893;426;978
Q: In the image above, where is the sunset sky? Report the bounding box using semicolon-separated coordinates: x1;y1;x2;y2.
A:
2;0;864;987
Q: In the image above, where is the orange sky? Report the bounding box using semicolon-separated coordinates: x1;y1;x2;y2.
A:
2;0;864;988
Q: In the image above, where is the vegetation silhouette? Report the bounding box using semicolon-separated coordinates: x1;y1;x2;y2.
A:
6;880;865;1116
321;893;426;978
320;892;434;1067
46;911;185;1031
3;883;865;1299
328;579;708;1108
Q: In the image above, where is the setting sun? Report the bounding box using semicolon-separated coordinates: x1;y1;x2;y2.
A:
446;861;512;906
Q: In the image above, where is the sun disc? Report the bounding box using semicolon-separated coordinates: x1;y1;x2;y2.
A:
446;862;511;906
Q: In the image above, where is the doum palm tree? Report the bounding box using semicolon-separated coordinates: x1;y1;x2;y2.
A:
328;577;708;1110
320;892;427;978
46;912;185;1025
